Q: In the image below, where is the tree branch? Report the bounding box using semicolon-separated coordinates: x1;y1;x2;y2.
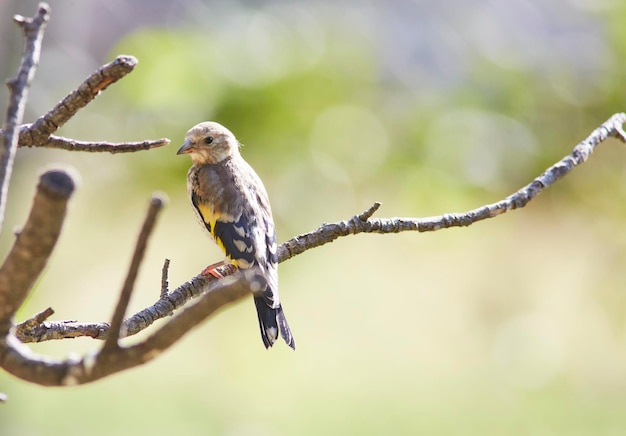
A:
21;131;170;153
102;194;166;353
1;268;261;386
0;169;75;334
17;55;138;147
2;55;171;153
278;112;626;262
16;263;238;342
0;3;50;235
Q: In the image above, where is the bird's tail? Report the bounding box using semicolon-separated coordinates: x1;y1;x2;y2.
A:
254;296;296;350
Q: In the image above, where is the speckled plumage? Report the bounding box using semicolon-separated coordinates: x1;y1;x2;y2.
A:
177;122;295;349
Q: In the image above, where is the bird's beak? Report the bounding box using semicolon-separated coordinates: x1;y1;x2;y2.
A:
176;140;194;155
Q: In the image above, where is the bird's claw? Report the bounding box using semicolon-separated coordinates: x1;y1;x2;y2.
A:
201;261;226;279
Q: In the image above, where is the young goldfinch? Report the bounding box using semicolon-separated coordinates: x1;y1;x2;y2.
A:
177;122;295;349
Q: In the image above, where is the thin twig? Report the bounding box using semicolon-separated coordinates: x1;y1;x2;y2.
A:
357;201;381;221
101;194;166;353
18;55;138;147
160;259;170;297
15;307;54;337
20;131;170;153
278;112;626;262
0;3;50;235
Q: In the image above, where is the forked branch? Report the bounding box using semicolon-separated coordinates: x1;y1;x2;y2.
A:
18;55;137;147
13;55;170;152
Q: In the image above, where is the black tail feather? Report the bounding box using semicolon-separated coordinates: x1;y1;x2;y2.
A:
253;296;296;350
276;305;295;349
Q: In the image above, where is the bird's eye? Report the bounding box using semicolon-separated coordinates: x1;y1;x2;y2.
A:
204;136;214;145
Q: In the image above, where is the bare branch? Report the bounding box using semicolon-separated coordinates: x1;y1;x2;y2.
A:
1;56;171;154
278;112;626;263
122;263;237;337
22;131;170;153
102;194;166;353
0;3;50;234
1;269;259;386
129;269;265;360
17;319;104;342
18;55;138;147
0;169;75;331
16;264;238;342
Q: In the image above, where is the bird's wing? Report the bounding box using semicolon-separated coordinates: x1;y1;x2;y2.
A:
190;160;280;308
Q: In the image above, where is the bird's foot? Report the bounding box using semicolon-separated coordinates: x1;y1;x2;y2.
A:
201;261;226;279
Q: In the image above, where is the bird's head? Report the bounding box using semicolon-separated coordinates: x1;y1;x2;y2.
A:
177;121;240;164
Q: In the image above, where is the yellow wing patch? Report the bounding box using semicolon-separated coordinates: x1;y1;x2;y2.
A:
196;203;217;232
195;200;241;267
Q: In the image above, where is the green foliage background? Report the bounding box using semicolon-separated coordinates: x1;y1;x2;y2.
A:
1;0;626;434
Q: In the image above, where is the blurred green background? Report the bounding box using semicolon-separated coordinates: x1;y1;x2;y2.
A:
2;0;626;434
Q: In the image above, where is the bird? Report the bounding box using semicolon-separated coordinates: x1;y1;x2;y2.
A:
177;121;295;349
